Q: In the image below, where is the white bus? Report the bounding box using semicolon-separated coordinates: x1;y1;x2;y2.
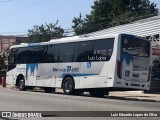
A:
6;33;151;97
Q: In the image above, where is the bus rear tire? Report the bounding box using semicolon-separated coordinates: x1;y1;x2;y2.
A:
89;88;108;97
63;77;75;95
18;79;26;91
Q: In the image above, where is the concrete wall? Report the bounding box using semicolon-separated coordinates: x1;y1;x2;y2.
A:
0;36;16;53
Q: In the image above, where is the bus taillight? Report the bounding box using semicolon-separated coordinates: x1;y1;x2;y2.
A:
117;60;122;79
147;66;152;82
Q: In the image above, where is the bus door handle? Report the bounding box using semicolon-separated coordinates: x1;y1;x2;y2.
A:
83;77;87;78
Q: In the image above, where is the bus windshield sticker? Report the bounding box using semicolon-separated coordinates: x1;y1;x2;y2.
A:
87;62;91;68
67;66;72;72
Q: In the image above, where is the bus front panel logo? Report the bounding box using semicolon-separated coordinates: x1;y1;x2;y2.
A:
87;62;91;68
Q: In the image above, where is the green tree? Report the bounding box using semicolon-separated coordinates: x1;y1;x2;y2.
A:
72;13;86;35
72;0;158;35
28;21;64;43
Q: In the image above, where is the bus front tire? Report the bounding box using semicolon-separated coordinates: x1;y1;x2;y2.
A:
63;77;75;95
89;88;109;97
18;79;26;91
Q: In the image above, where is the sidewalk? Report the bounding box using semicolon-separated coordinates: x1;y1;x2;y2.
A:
108;91;160;102
1;84;160;102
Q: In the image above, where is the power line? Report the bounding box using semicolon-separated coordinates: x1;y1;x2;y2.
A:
0;0;158;36
0;13;158;36
0;0;47;19
0;29;75;36
0;0;14;4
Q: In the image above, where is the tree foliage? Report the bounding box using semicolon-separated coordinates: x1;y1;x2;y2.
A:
28;21;64;43
72;0;158;35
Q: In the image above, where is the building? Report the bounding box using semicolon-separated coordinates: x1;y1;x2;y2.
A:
84;15;160;47
0;36;29;53
0;36;16;53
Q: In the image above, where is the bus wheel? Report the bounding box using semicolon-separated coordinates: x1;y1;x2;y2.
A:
89;88;108;97
18;79;26;91
44;87;55;93
63;77;75;95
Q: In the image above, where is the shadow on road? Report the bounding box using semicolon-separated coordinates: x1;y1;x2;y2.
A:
9;87;158;102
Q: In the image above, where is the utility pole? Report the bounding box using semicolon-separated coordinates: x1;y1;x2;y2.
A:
0;36;2;52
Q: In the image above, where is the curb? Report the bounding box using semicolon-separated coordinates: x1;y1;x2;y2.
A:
107;95;160;102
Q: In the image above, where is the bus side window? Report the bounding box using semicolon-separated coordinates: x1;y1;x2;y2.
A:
93;38;114;61
74;41;93;62
17;47;29;64
58;43;75;62
30;46;45;63
47;44;59;63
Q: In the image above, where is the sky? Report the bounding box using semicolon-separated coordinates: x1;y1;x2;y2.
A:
0;0;94;36
0;0;159;36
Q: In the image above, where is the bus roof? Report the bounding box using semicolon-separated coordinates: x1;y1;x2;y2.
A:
9;33;145;49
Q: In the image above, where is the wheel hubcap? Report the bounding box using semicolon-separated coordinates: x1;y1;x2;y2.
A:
19;80;23;89
65;80;72;93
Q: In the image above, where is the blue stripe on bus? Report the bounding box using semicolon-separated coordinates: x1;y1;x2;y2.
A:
26;64;38;80
61;73;98;78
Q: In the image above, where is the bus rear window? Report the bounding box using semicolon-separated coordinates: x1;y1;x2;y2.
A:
122;35;150;57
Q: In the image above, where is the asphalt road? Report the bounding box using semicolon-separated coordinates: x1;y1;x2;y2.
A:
0;87;160;120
